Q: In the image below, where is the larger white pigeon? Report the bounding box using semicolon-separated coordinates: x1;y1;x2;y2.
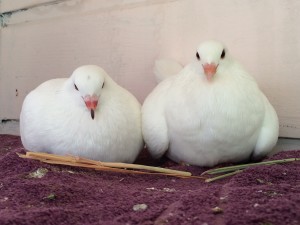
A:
20;65;143;163
142;40;279;167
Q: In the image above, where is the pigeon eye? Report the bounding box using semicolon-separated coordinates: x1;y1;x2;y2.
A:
221;49;226;59
74;84;79;91
102;82;104;88
196;52;200;60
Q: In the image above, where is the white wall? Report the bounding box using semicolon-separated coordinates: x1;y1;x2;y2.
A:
1;0;300;138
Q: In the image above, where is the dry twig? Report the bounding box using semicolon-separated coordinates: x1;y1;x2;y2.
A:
203;158;300;182
17;151;196;178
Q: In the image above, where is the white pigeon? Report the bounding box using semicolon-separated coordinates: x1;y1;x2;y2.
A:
20;65;143;163
142;40;279;167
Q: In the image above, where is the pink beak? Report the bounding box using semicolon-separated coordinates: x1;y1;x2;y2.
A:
202;63;218;81
83;94;98;119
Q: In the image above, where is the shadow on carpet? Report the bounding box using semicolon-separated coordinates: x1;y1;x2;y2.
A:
0;135;299;225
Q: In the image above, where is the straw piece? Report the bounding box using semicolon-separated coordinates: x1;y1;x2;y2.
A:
202;158;300;175
96;162;191;176
17;151;193;178
37;158;173;175
61;155;192;176
26;152;76;163
205;170;243;183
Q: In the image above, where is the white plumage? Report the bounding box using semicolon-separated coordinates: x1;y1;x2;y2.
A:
20;65;143;163
142;40;279;167
154;59;183;82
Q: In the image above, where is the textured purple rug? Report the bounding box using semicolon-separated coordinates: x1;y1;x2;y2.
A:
0;134;299;225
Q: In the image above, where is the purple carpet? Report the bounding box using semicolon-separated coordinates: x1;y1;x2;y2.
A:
0;134;299;225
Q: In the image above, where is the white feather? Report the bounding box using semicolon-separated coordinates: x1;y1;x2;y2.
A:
142;41;279;167
154;59;183;82
20;65;143;163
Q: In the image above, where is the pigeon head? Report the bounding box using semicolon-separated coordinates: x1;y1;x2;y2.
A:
196;40;227;81
71;65;106;119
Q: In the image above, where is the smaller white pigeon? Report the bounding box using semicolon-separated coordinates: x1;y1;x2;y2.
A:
20;65;143;163
142;40;279;167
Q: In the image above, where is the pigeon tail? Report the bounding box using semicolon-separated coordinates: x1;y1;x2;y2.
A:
154;59;183;83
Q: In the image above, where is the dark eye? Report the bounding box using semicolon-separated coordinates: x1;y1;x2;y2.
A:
102;82;104;88
221;49;226;59
196;52;200;60
74;84;79;91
